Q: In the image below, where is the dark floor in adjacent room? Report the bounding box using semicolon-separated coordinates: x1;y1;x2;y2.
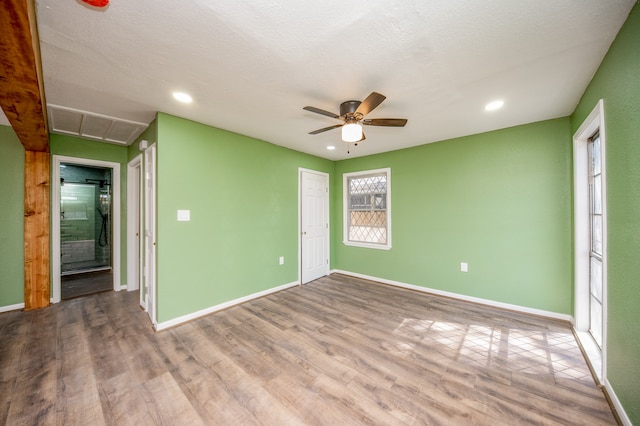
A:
61;269;113;300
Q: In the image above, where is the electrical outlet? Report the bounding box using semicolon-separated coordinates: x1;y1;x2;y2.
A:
279;256;284;265
177;209;190;221
460;262;468;272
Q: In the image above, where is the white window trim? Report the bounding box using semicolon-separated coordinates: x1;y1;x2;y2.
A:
343;167;392;250
573;99;607;383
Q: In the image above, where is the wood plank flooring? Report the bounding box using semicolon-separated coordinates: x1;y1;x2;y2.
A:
0;274;617;425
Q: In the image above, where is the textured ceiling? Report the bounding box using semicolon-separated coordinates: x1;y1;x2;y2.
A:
34;0;635;160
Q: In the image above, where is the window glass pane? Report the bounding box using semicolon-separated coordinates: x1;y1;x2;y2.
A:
592;175;602;214
350;194;367;209
590;295;603;347
590;257;602;302
349;223;387;244
592;137;601;175
345;171;389;246
591;215;602;255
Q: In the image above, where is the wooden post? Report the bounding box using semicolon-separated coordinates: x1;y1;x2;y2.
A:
1;0;51;309
24;150;50;310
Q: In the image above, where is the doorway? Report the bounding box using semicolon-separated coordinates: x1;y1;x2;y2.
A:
299;168;329;284
59;167;112;299
52;156;121;303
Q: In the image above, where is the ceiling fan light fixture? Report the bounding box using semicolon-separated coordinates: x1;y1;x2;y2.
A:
304;92;406;144
342;122;362;142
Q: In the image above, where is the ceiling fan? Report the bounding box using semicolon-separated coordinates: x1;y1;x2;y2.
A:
303;92;408;143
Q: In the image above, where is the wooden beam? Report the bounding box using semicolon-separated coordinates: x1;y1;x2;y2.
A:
0;0;49;152
24;150;50;310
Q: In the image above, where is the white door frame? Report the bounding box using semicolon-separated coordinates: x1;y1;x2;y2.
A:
143;144;157;326
298;168;330;284
573;99;607;382
52;155;121;303
126;154;142;292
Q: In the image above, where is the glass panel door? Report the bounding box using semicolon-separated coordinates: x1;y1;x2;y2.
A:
588;134;603;348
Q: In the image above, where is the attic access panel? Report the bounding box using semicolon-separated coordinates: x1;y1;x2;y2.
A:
48;104;148;145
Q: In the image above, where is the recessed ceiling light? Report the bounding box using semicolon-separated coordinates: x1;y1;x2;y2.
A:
485;100;504;111
327;145;336;150
173;92;193;103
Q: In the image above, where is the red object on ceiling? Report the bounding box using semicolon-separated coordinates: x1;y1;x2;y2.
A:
82;0;109;7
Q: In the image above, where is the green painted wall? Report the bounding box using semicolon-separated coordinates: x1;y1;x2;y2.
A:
0;126;25;307
572;3;640;422
50;134;129;285
155;113;333;322
334;118;573;314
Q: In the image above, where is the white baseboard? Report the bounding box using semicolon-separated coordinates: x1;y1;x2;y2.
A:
603;378;632;425
0;302;25;313
330;269;572;322
155;280;299;331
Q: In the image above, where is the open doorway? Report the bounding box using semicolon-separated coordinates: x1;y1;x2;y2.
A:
52;156;121;303
59;164;113;299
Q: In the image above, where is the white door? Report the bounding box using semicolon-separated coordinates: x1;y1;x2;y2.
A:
300;169;329;284
144;144;157;325
127;155;142;293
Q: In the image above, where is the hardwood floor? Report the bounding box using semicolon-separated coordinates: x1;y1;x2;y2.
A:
0;274;617;425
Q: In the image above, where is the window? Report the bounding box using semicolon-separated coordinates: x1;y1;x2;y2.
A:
343;168;391;250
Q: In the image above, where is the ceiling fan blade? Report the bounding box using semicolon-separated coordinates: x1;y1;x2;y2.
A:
309;124;343;135
359;131;366;142
362;118;408;127
355;92;386;116
303;106;340;119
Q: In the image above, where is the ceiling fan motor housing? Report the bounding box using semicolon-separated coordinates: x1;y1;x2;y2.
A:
340;100;362;117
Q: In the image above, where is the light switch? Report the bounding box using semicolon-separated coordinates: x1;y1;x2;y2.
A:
177;210;190;221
